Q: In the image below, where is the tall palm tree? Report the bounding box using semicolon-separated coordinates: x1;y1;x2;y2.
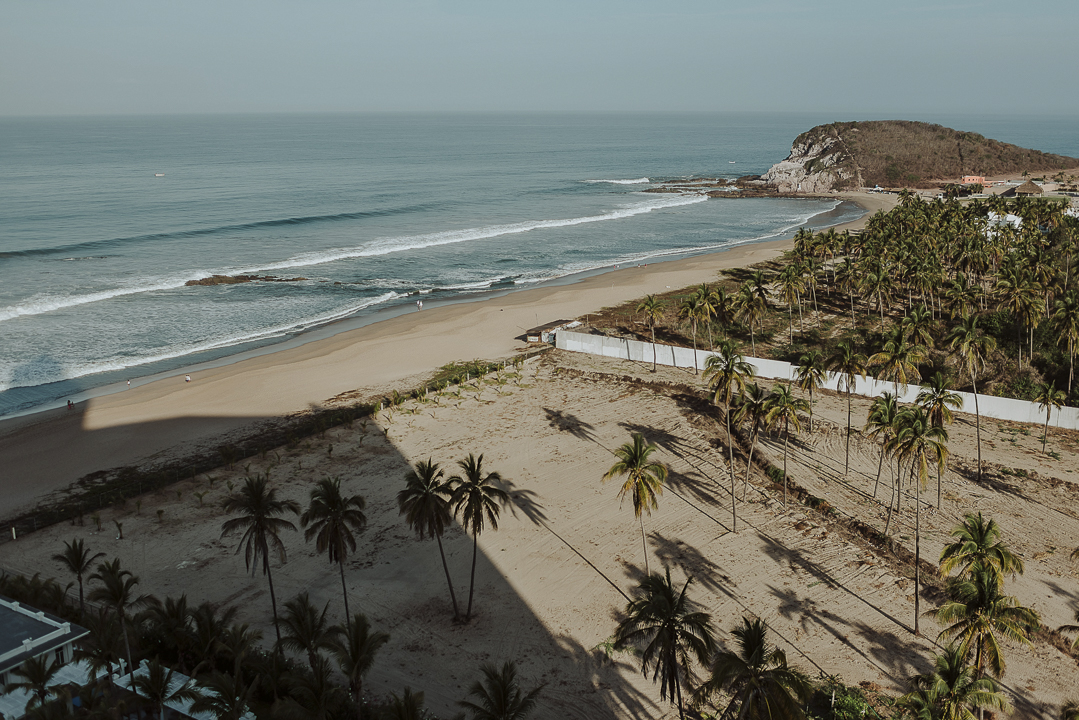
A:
939;512;1024;585
948;315;996;482
1052;291;1079;392
734;281;767;356
602;434;667;575
220;474;300;649
131;659;199;720
284;653;347;720
733;383;771;501
301;477;367;632
51;538;104;616
614;570;715;720
864;392;898;503
704;340;754;532
679;294;704;374
916;372;963;508
693;283;718;350
332;612;390;718
774;264;805;344
88;558;152;685
898;644;1011;720
794;350;827;434
869;325;928;395
691;617;811;720
2;656;63;709
74;608;123;690
765;384;808;507
826;340;868;477
278;591;342;672
888;407;947;635
902;303;936;350
1034;382;1067;454
451;453;508;621
398;459;461;621
934;564;1039;680
636;294;666;372
191;671;257;720
458;661;544;720
139;593;194;673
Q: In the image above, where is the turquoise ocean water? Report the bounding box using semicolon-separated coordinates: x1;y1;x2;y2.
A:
1;113;1075;416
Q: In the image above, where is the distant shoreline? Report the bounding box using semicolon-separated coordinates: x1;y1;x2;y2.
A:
0;191;893;519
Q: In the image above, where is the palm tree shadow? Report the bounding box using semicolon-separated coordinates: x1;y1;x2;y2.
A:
544;408;599;445
552;634;659;720
495;476;549;526
648;531;738;601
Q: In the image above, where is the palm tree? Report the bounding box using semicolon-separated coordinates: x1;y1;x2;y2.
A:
131;659;199;720
285;654;347;720
301;477;367;632
888;407;947;635
933;564;1039;679
74;608;123;690
693;283;718;350
948;315;996;482
1034;382;1067;454
734;281;767;356
2;655;63;709
602;434;667;575
864;392;898;503
826;340;868;477
1063;700;1079;720
794;350;827;433
88;558;152;685
765;384;808;507
733;383;771;501
774;264;806;344
220;474;300;649
704;340;754;532
679;294;704;374
278;591;342;672
614;570;715;720
139;593;194;673
51;538;104;615
939;512;1024;584
1053;291;1079;392
386;688;427;720
191;671;257;720
916;372;963;508
332;612;390;718
868;325;927;395
691;616;811;720
1060;609;1079;650
458;661;544;720
903;303;936;349
451;453;509;621
898;644;1011;719
637;294;666;372
398;459;461;621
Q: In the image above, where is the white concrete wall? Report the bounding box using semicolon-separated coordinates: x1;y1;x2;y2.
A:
555;330;1079;430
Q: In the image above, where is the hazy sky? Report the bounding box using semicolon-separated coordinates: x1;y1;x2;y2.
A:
2;0;1076;116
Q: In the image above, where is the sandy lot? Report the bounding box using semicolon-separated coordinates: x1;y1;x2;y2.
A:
3;347;1077;718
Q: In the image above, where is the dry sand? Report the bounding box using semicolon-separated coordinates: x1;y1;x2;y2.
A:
0;192;895;518
1;348;1076;719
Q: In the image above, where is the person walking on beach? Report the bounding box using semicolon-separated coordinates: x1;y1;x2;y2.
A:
185;374;191;383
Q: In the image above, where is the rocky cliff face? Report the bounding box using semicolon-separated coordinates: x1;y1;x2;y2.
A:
761;130;859;193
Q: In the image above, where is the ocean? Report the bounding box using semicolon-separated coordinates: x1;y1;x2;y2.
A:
1;113;1075;417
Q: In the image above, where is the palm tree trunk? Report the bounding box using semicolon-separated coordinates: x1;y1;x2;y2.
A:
651;325;657;373
727;408;737;533
338;559;351;634
914;460;921;637
436;534;461;620
873;445;884;499
750;324;756;356
1043;410;1051;454
744;429;757;502
972;371;982;482
936;464;942;509
640;515;649;576
808;388;814;434
467;530;478;620
691;324;698;375
845;388;852;477
782;423;789;506
674;668;685;720
77;576;85;616
264;555;283;651
788;305;793;345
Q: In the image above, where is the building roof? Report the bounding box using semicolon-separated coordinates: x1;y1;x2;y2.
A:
0;659;96;719
0;595;89;676
1015;180;1043;194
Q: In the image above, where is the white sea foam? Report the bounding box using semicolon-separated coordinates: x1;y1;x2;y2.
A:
0;292;400;392
0;194;706;324
585;178;651;184
0;273;214;323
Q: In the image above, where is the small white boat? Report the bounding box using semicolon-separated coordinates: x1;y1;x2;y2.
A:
728;161;736;164
155;173;165;177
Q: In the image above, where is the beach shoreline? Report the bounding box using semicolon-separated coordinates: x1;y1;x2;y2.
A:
0;191;894;519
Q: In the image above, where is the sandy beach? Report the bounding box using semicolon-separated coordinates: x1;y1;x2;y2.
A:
0;192;894;519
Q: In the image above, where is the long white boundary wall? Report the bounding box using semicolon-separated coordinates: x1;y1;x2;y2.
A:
555;330;1079;430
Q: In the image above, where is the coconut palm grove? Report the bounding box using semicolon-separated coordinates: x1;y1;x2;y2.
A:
3;194;1079;718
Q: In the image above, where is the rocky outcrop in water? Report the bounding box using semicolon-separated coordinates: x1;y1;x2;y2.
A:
761;129;858;193
185;274;306;286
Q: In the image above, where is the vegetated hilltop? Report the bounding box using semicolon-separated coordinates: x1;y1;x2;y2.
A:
762;120;1079;191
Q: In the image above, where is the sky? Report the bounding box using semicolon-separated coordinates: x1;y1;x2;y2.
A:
1;0;1077;117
